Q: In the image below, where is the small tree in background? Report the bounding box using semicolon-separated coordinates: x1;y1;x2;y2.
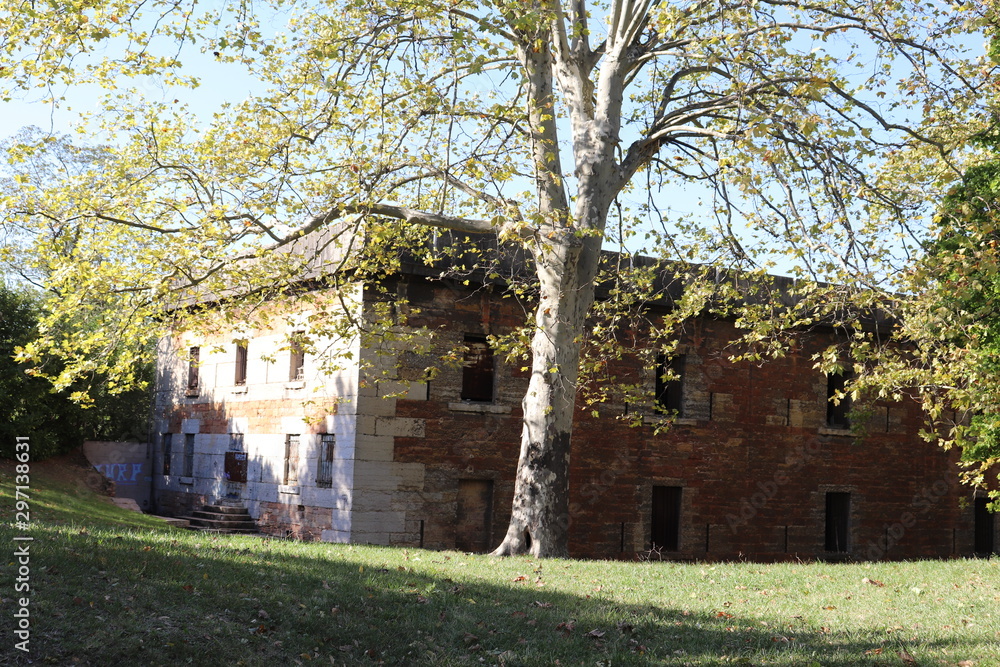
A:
0;283;151;460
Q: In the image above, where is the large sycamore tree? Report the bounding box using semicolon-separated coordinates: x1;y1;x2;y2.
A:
0;0;992;555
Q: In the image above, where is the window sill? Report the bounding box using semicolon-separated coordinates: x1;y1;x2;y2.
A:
185;389;200;398
278;485;300;495
818;427;853;437
179;476;194;486
231;385;248;394
643;415;698;426
284;380;305;390
448;402;511;415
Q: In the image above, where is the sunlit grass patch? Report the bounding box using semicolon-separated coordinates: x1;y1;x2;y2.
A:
1;458;998;665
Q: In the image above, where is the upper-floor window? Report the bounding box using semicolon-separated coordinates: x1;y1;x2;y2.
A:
289;333;305;381
655;353;685;415
461;334;494;402
826;371;853;428
187;346;200;391
235;340;248;386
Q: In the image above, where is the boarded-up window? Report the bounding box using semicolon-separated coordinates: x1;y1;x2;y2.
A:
651;485;682;551
224;432;247;484
183;433;195;477
224;451;248;483
235;340;248;385
187;346;200;391
161;433;172;475
317;434;335;487
461;334;494;402
825;492;851;552
456;479;494;552
826;372;853;428
655;354;685;414
284;434;300;485
974;497;995;556
289;334;305;381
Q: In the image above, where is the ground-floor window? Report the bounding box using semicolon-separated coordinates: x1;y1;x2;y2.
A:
183;434;195;477
825;491;851;553
974;497;995;556
284;434;300;485
161;433;172;475
651;485;682;551
316;434;335;487
456;479;494;553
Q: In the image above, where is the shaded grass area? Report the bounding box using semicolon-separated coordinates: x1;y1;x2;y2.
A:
1;458;998;665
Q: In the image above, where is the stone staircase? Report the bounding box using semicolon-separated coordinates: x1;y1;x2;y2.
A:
182;504;258;534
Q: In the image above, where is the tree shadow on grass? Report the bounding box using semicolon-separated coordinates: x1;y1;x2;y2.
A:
0;520;994;667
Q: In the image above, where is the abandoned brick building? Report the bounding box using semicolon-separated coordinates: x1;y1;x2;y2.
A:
152;237;999;561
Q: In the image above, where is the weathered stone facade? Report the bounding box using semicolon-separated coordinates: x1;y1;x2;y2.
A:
152;270;998;561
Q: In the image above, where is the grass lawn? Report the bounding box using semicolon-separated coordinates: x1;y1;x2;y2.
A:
1;455;999;666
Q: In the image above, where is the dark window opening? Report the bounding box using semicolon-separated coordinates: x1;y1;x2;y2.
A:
825;492;851;552
317;434;335;487
183;433;195;477
461;334;494;402
826;371;853;428
161;433;172;475
655;354;685;415
289;334;305;381
651;485;682;551
187;346;200;391
284;434;300;485
974;497;995;556
235;340;248;385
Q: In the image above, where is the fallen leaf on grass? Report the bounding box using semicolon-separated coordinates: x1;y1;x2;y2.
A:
533;601;552;608
555;621;575;636
864;648;884;655
862;577;885;587
898;649;917;664
586;629;605;639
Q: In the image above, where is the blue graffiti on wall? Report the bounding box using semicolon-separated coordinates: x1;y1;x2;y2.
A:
93;463;144;486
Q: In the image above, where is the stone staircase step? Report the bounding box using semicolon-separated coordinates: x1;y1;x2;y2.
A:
181;504;258;535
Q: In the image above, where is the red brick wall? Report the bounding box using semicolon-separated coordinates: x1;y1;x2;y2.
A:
389;276;976;561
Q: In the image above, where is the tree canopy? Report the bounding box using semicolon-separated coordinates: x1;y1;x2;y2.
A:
1;0;995;554
854;21;1000;503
